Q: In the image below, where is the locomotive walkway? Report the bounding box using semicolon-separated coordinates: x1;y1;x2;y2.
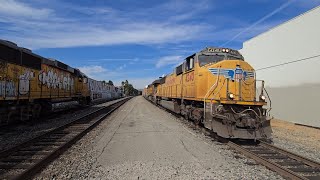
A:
36;96;281;179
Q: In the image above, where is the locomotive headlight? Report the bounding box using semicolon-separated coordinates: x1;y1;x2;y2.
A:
229;93;235;99
222;48;226;52
225;49;229;53
260;95;266;101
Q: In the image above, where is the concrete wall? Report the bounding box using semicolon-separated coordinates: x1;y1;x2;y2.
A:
265;84;320;128
239;6;320;127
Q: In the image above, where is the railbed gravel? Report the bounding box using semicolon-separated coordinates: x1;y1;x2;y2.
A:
36;100;284;180
271;120;320;163
0;98;125;152
272;138;320;163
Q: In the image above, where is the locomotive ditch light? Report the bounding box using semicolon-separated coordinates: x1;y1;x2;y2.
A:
260;95;266;101
229;93;235;99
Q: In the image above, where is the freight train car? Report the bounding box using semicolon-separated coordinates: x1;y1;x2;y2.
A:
143;84;157;101
88;78;122;102
146;47;272;140
0;39;119;125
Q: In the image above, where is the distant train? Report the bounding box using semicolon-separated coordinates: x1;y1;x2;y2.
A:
144;47;272;140
0;39;122;124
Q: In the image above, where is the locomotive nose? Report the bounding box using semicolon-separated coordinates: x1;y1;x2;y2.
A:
207;60;256;101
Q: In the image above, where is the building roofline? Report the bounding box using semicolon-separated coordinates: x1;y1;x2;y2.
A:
244;5;320;44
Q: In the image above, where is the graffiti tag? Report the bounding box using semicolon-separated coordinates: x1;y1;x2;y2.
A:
0;81;16;97
19;70;34;95
38;69;74;91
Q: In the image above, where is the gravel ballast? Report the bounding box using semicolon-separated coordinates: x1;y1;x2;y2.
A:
271;119;320;163
35;97;284;179
3;96;318;179
0;98;126;152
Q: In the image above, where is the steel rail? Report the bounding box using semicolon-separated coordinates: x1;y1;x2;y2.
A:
259;141;320;169
0;97;131;180
228;141;307;180
228;141;320;180
145;97;320;179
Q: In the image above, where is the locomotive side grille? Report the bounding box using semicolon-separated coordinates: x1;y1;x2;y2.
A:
0;44;20;65
21;51;42;70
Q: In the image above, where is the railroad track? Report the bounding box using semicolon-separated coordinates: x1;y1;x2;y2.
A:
228;141;320;180
147;98;320;179
0;97;131;180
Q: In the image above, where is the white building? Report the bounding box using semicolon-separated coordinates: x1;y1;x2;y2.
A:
240;6;320;127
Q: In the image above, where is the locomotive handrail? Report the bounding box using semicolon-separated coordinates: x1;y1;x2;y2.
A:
203;68;221;120
263;86;272;114
211;78;227;101
255;79;272;115
210;78;227;114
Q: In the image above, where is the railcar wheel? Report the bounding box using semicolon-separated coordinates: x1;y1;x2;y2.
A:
19;106;30;122
0;113;8;125
31;104;42;122
184;113;189;120
194;118;200;126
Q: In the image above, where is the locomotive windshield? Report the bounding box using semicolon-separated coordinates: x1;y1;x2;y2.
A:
198;55;224;66
198;54;243;66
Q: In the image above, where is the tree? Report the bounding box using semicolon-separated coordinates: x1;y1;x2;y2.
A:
121;80;139;96
108;80;113;85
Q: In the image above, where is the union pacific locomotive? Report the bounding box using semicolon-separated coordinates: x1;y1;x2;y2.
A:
144;47;272;140
0;40;122;124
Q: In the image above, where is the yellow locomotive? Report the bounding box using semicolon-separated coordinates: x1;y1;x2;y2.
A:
144;47;272;140
0;40;91;124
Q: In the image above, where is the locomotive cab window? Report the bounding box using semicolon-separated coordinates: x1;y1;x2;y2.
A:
225;55;243;60
185;56;195;71
198;54;224;67
198;54;244;67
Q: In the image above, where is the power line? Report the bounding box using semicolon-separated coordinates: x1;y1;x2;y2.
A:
256;54;320;71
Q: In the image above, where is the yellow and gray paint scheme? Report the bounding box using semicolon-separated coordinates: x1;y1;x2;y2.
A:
144;47;272;140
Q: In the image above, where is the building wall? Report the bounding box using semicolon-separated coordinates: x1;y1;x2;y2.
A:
265;84;320;128
239;6;320;127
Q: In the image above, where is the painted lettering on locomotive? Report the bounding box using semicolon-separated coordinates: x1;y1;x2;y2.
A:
144;47;272;140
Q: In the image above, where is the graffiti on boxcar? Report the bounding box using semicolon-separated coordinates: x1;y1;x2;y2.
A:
11;66;19;78
38;69;74;91
0;61;6;76
0;81;16;97
19;70;35;95
88;78;112;100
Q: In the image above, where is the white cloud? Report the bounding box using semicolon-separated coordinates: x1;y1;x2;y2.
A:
0;1;209;49
118;64;127;70
0;0;53;19
156;55;183;68
78;65;107;77
2;22;206;49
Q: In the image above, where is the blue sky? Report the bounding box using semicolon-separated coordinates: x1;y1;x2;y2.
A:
0;0;319;88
